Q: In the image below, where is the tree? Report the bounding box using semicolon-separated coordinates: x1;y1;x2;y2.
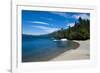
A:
52;17;90;40
53;28;65;40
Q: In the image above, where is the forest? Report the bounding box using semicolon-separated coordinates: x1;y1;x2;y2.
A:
52;17;90;40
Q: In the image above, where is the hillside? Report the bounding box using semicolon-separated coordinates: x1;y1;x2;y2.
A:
52;17;90;40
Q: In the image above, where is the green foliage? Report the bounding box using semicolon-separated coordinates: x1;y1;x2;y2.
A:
52;17;90;40
53;28;65;40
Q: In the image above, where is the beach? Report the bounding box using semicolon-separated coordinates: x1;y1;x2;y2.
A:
51;40;90;61
22;38;90;62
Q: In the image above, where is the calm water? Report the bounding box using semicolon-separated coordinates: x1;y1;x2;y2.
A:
22;35;76;62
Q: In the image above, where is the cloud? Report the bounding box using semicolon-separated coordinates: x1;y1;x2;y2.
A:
67;23;75;27
32;26;60;33
31;21;49;25
72;14;90;20
40;17;53;21
50;12;67;18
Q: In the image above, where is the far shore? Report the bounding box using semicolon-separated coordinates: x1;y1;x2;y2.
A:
50;40;90;61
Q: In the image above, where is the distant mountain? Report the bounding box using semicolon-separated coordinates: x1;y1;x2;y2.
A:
23;17;90;40
22;33;53;39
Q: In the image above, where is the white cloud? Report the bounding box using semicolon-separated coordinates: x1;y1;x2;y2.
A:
31;21;49;25
72;14;90;20
50;12;67;18
40;17;53;21
67;23;75;27
32;26;60;33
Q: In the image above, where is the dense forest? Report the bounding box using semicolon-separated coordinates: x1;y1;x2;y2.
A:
52;17;90;40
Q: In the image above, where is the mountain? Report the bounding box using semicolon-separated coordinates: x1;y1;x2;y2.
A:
22;33;53;39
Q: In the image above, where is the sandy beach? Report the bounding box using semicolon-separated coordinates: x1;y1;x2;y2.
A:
51;40;90;61
23;40;90;62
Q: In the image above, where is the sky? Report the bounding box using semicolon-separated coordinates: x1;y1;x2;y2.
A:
22;10;90;35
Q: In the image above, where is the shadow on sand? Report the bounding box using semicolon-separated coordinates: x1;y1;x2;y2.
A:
22;41;80;62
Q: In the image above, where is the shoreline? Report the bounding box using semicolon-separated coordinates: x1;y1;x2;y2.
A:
22;40;89;62
22;40;80;62
50;40;90;61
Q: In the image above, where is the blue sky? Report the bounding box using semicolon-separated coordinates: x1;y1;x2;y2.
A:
22;10;90;35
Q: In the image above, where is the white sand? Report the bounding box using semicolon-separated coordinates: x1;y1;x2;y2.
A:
51;40;90;61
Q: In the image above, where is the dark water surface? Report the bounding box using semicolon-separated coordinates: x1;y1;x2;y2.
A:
22;35;79;62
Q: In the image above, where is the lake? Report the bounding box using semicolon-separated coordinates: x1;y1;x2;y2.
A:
22;35;78;62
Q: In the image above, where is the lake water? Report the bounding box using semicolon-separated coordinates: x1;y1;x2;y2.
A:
22;35;77;62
